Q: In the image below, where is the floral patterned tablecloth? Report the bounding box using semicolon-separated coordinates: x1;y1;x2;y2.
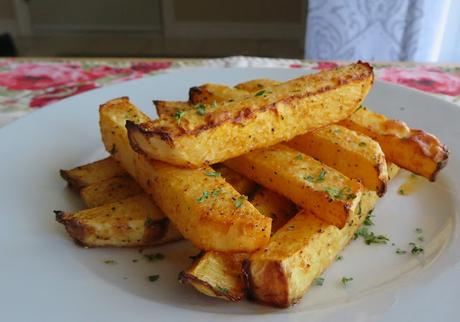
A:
0;56;459;127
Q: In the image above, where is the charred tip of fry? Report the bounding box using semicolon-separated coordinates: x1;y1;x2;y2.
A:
100;96;130;107
126;120;175;148
430;146;449;182
241;259;254;300
188;86;204;103
54;210;66;223
376;184;387;197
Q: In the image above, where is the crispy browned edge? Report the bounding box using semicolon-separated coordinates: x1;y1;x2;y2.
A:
126;62;374;140
241;260;292;307
241;204;378;308
54;210;171;248
341;117;449;181
409;129;449;181
178;270;243;302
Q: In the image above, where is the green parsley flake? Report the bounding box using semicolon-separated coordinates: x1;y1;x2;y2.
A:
336;255;343;261
103;260;117;265
195;104;206;115
353;226;389;245
313;277;325;286
144;253;165;262
255;90;265;97
415;228;423;234
324;187;355;201
304;169;327;183
174;110;185;123
234;195;248;208
295;154;303;160
205;171;221;177
216;286;229;294
363;214;374;226
395;248;407;255
211;189;221;197
341;276;353;286
197;191;210;203
358;141;367;147
398;188;405;195
409;242;424;255
148;274;160;282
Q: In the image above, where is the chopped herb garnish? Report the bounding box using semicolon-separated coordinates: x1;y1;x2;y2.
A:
341;276;353;286
363;214;374;226
195;104;206;115
304;169;327;183
205;171;221;177
396;248;407;255
417;236;424;242
324;187;355;200
211;189;221;197
255;90;265;97
415;228;423;234
144;253;165;262
174;110;185;123
216;286;229;294
103;259;117;265
398;188;405;195
295;154;303;160
197;191;210;203
409;242;424;255
353;226;389;245
148;274;160;282
234;195;248;208
313;277;325;286
358;141;367;147
336;255;343;261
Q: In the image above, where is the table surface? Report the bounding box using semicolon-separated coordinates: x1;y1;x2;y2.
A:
1;56;459;127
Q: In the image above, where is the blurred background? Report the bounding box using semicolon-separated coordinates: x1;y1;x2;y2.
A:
0;0;459;62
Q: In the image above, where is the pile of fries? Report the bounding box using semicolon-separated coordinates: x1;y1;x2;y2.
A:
55;62;448;307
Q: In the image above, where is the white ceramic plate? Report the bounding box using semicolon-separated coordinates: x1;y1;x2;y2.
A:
1;68;459;322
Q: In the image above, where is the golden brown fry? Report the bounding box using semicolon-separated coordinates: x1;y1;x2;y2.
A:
224;144;362;228
127;62;374;167
55;194;181;247
100;97;271;252
287;124;389;195
245;189;378;307
180;187;297;301
339;107;448;180
80;176;143;208
60;157;126;190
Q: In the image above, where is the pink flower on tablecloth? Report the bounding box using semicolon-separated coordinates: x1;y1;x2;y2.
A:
380;67;460;96
130;61;172;73
0;63;92;91
313;61;340;70
30;83;98;108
